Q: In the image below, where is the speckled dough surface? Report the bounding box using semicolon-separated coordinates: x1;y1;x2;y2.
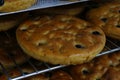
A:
70;51;120;80
87;1;120;40
0;0;37;12
16;15;106;65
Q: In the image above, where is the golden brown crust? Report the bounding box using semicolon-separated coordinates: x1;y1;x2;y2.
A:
87;1;120;40
70;51;120;80
50;70;73;80
0;13;28;31
0;0;37;12
25;75;49;80
22;70;72;80
101;65;120;80
16;15;106;65
70;63;108;80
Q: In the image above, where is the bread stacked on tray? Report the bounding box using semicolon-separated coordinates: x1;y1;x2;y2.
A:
69;51;120;80
0;0;35;32
16;15;106;65
0;1;31;71
86;1;120;40
0;0;37;12
0;14;27;70
0;51;120;80
0;0;120;80
0;13;28;31
68;1;120;79
0;64;74;80
0;29;29;70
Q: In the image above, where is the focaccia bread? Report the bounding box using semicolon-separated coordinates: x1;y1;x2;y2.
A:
70;51;120;80
16;15;106;65
0;0;37;12
101;65;120;80
87;1;120;40
0;13;28;31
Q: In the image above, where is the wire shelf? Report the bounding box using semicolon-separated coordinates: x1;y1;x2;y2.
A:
0;0;119;80
0;28;120;80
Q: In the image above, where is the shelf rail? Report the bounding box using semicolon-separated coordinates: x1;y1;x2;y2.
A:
0;30;120;80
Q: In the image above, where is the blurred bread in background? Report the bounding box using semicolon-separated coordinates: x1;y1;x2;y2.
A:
0;0;37;12
0;13;28;31
30;3;86;16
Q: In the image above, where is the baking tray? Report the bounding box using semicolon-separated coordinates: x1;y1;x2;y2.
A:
0;0;89;16
0;0;119;79
0;28;120;80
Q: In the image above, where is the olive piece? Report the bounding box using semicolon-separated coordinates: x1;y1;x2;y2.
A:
75;44;84;48
101;18;107;22
92;31;101;35
116;25;120;28
82;69;89;75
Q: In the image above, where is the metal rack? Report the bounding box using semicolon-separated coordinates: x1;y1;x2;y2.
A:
0;28;120;80
0;0;89;16
0;0;120;80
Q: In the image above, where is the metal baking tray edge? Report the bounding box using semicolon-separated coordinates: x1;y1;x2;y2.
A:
0;0;89;16
12;47;120;80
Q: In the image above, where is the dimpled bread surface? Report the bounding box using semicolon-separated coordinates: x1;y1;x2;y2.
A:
16;15;106;65
87;1;120;40
0;0;37;12
70;51;120;80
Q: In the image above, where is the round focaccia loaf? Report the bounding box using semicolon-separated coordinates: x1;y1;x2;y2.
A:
0;13;28;31
87;1;120;40
70;51;120;80
16;15;106;65
0;0;37;12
